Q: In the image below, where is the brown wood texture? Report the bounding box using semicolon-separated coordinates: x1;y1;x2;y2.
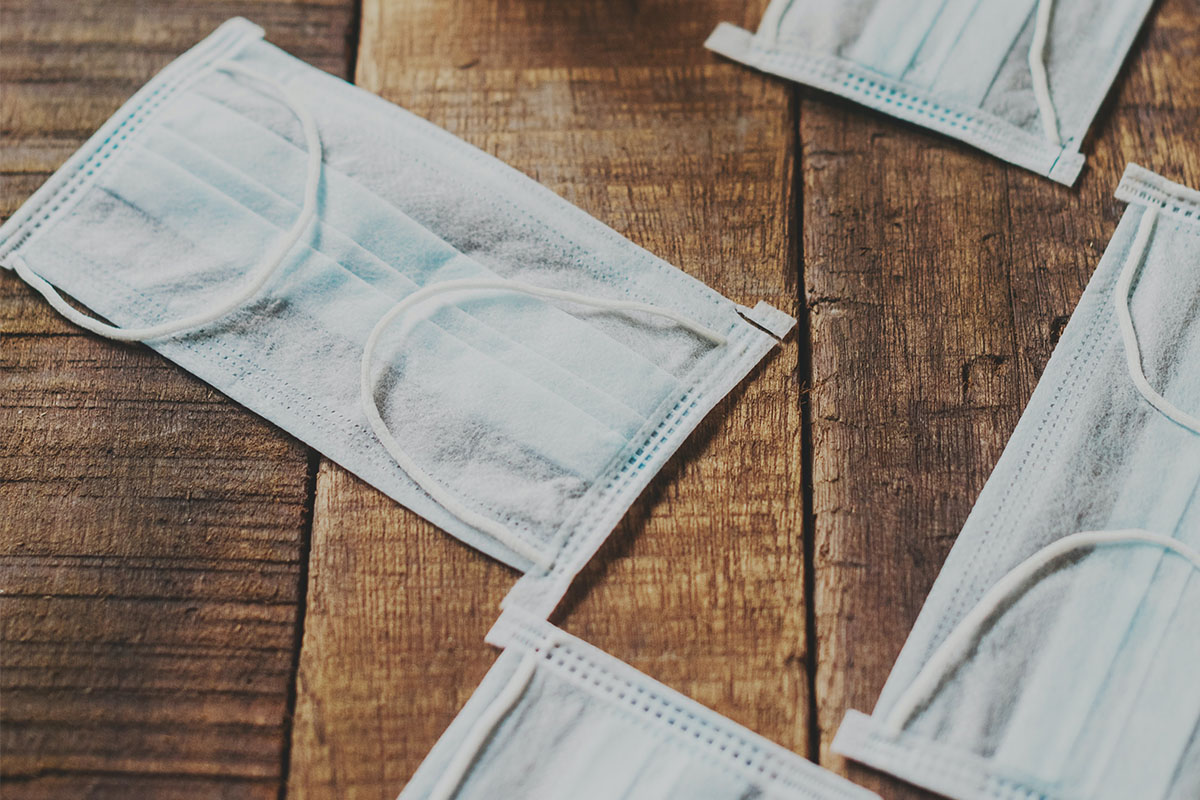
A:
284;1;804;797
2;1;1197;799
0;3;357;799
804;1;1200;796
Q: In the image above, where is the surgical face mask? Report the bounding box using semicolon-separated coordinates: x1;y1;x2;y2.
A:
0;18;793;609
832;163;1200;800
706;0;1155;185
400;607;880;800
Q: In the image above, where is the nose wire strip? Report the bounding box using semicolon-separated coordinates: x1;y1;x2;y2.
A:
359;278;728;570
883;529;1200;735
1114;207;1200;434
1028;0;1062;146
10;59;323;342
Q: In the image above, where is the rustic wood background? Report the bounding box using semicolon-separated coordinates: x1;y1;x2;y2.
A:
1;1;1197;798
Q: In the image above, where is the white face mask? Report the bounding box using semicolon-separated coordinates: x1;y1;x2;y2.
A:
833;164;1200;800
400;607;880;800
706;0;1155;185
0;18;793;609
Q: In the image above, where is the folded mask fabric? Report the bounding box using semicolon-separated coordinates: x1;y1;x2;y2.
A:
706;0;1156;185
0;18;795;605
398;607;880;800
831;163;1200;800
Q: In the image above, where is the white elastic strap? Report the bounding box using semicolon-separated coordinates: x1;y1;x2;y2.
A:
428;651;539;800
1114;207;1200;434
884;528;1200;735
10;60;321;342
1027;0;1061;146
360;277;728;570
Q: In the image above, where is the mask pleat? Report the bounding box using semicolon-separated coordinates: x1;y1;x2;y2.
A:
989;545;1189;782
165;84;695;417
844;0;952;79
901;0;987;91
83;144;645;524
1064;488;1200;799
898;552;1072;752
924;0;1039;107
238;42;739;354
989;375;1200;780
1075;569;1200;800
141;123;655;442
1162;712;1200;800
379;321;631;481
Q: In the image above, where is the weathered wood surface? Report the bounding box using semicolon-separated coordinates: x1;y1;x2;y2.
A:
804;1;1200;796
0;3;356;799
1;1;1197;799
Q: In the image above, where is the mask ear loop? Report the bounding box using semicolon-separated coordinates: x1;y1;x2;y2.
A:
360;280;724;568
1028;0;1061;146
360;278;728;571
427;625;568;800
1114;207;1200;434
427;649;540;800
883;528;1200;736
9;60;322;342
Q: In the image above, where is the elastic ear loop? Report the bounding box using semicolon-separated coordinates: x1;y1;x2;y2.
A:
884;528;1200;735
1028;0;1061;146
427;650;539;800
10;60;322;342
360;278;729;570
1114;207;1200;434
427;630;568;800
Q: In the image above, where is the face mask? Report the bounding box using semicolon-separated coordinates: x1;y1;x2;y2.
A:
832;163;1200;800
0;18;794;607
400;606;880;800
706;0;1155;185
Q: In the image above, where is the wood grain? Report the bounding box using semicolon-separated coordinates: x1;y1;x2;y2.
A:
804;0;1200;796
0;3;357;798
285;1;803;798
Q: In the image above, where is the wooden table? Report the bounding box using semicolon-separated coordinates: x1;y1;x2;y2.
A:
1;1;1197;798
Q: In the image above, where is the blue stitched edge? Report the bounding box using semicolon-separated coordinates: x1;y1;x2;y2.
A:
493;613;879;800
725;36;1086;186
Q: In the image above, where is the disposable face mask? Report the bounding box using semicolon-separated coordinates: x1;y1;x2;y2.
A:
0;18;794;608
706;0;1155;185
400;607;880;800
832;164;1200;800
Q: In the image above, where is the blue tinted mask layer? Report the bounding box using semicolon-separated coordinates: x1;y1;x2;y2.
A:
832;164;1200;800
399;607;882;800
0;18;794;610
706;0;1156;185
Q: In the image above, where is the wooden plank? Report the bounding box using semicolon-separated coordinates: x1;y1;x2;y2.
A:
0;3;357;798
285;1;802;797
804;1;1200;797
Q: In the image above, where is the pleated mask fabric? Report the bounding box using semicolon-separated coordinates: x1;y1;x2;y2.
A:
705;0;1156;185
399;607;881;800
832;164;1200;800
0;18;795;608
